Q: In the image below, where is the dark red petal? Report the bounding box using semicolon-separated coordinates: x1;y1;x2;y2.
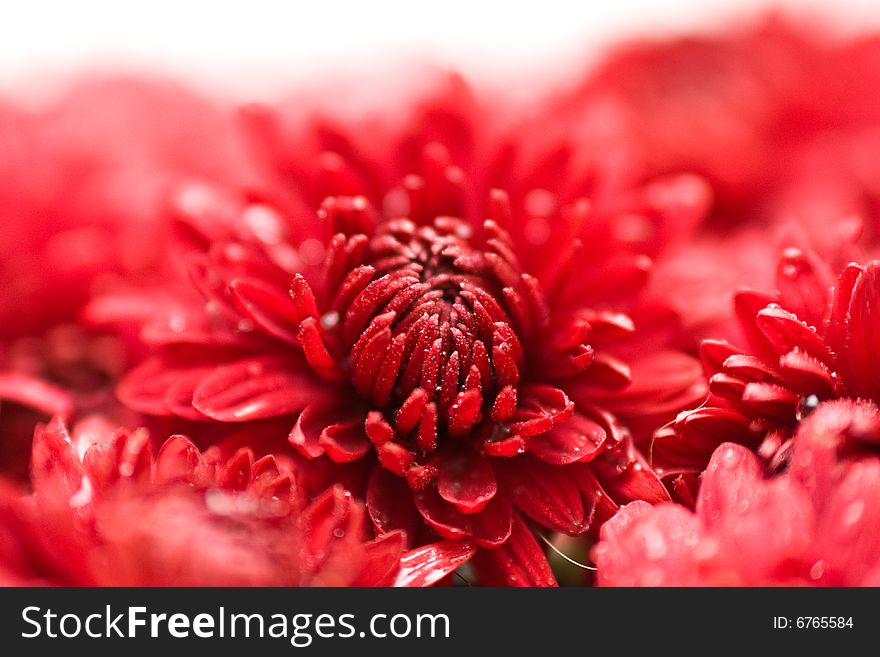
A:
300;485;356;563
740;381;798;421
193;355;325;421
508;384;574;436
842;262;880;401
755;304;834;366
652;407;757;476
437;451;497;514
775;247;833;330
470;512;556;587
826;263;863;360
527;413;606;465
592;439;670;506
778;349;836;398
154;434;209;485
319;420;371;463
700;340;740;376
289;403;328;458
394;540;477;587
414;487;512;547
351;531;406;587
229;277;301;344
733;289;779;362
367;465;420;543
495;456;590;535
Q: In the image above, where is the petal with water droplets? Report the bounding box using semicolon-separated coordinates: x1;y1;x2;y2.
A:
193;355;326;421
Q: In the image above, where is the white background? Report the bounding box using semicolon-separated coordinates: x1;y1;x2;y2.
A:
1;0;879;100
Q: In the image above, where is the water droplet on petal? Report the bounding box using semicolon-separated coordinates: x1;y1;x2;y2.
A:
321;311;340;330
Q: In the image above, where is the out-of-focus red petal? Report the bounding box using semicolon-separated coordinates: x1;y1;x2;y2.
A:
351;530;406;587
0;373;73;418
593;501;701;586
696;442;763;527
394;539;477;587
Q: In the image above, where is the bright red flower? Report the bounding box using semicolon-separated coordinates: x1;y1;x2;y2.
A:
653;253;880;497
594;400;880;586
557;18;880;342
90;76;708;585
0;77;257;480
0;416;469;586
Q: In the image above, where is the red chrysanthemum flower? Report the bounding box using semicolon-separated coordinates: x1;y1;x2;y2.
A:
557;18;880;342
90;77;709;584
0;416;471;586
0;77;256;480
653;251;880;499
594;400;880;585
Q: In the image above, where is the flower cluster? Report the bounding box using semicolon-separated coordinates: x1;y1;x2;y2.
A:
3;16;880;586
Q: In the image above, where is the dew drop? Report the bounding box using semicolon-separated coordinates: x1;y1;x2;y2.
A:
796;394;820;421
809;560;826;581
333;528;345;539
321;311;340;330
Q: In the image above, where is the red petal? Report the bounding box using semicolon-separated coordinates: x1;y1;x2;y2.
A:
775;247;833;330
193;355;325;421
508;384;574;436
842;262;880;401
319;420;371;463
230;277;301;344
154;435;209;485
778;349;836;397
31;417;84;502
414;486;512;547
527;413;606;465
651;407;756;476
740;381;798;421
592;439;670;506
0;373;73;418
755;304;834;365
118;356;203;416
394;540;477;587
367;465;420;543
593;501;701;586
471;512;556;587
300;485;357;564
496;456;590;535
437;451;497;514
351;531;406;587
696;443;763;527
700;340;740;376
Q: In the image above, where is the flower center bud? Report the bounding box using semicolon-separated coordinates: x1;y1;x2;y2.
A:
343;215;528;445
